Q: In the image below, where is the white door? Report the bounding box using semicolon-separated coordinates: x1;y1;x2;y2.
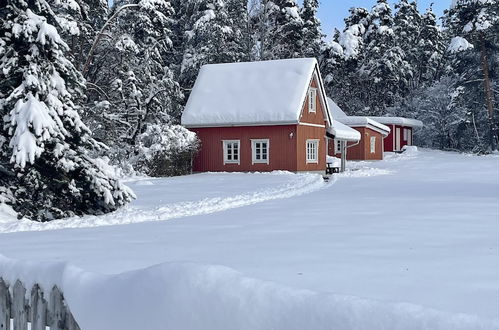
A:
407;129;412;146
395;128;401;151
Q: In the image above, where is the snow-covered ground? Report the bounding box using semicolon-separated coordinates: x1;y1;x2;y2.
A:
1;149;499;329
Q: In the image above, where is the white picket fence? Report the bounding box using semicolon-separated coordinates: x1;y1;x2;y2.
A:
0;278;80;330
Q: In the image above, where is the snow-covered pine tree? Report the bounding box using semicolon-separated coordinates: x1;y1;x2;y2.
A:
393;0;422;90
299;0;323;58
226;0;252;62
83;0;186;173
179;0;240;89
0;0;134;221
265;0;304;59
358;0;411;115
417;5;446;84
444;0;498;151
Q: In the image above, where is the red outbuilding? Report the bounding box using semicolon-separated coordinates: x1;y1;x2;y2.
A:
181;58;335;173
368;117;424;152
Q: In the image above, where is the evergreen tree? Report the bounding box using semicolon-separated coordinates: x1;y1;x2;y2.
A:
179;0;241;89
444;0;498;151
300;0;323;58
266;0;304;59
0;0;134;220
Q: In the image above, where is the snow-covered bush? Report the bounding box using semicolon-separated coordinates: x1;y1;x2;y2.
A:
133;124;199;177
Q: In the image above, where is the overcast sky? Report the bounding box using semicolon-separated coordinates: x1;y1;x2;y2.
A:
315;0;452;38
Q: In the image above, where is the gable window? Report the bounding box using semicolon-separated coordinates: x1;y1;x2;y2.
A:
223;140;240;164
251;139;269;164
370;136;376;154
308;87;317;113
306;139;319;163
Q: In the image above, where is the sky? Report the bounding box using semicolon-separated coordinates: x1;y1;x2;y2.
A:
316;0;453;38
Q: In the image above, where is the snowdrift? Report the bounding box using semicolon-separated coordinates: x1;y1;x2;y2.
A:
1;255;498;330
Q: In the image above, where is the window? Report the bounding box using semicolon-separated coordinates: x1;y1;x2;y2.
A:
308;88;317;113
407;129;412;145
370;136;376;154
403;128;409;141
306;139;319;163
251;139;269;164
334;139;342;154
223;140;240;164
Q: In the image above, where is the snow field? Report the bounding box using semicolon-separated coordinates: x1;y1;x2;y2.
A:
1;149;499;330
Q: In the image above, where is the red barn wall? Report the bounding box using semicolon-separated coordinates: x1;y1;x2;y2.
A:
191;125;298;172
384;125;414;152
384;124;395;152
345;127;384;160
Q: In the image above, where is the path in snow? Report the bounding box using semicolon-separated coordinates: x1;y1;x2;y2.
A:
0;171;328;232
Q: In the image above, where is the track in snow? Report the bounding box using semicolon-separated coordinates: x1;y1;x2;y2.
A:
0;172;328;233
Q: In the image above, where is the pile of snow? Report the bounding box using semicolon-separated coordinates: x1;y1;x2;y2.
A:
402;145;419;156
368;116;424;128
0;203;18;223
326;155;341;167
1;254;498;330
448;36;474;53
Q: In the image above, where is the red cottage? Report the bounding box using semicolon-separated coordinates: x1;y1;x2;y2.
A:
181;58;334;173
327;98;390;161
368;117;424;152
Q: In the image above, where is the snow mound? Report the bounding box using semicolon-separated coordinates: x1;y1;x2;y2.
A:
339;168;392;178
0;203;18;223
0;172;326;233
1;254;498;330
402;145;419;156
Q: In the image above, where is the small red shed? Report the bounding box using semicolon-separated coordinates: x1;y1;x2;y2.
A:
368;117;423;152
181;58;334;173
326;98;390;161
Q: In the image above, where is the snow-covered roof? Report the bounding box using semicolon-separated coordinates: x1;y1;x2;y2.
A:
368;117;423;128
327;119;361;141
182;58;330;127
326;97;390;136
326;97;347;118
338;117;391;136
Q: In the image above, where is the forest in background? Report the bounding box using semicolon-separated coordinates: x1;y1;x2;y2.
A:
0;0;497;221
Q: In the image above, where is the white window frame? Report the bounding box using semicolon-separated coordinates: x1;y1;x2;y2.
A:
306;139;319;164
370;136;376;154
222;140;240;165
308;87;317;113
334;139;342;154
251;139;270;165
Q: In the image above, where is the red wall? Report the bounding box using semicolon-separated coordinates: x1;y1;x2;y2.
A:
328;128;384;161
384;125;413;152
191;125;298;172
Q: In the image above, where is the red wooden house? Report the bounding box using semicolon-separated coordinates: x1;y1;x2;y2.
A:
327;98;390;161
368;117;423;152
181;58;335;173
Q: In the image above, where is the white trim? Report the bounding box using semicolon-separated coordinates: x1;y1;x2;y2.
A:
251;139;270;165
370;136;376;154
308;87;317;113
299;122;325;128
222;140;240;165
306;139;319;164
395;128;401;151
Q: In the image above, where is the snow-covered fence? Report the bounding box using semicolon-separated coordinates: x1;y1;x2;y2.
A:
0;278;80;330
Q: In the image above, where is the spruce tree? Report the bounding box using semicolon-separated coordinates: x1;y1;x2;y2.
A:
444;0;498;151
300;0;323;58
0;0;134;221
266;0;304;59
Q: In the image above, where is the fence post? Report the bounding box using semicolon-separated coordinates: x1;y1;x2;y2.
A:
48;286;65;330
12;281;27;330
0;278;11;330
30;285;46;330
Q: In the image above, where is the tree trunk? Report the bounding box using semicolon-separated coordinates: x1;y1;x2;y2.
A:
479;32;496;150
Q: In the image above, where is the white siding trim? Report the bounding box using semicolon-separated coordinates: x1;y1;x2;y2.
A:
299;122;325;128
251;139;270;165
222;140;240;165
306;139;319;164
